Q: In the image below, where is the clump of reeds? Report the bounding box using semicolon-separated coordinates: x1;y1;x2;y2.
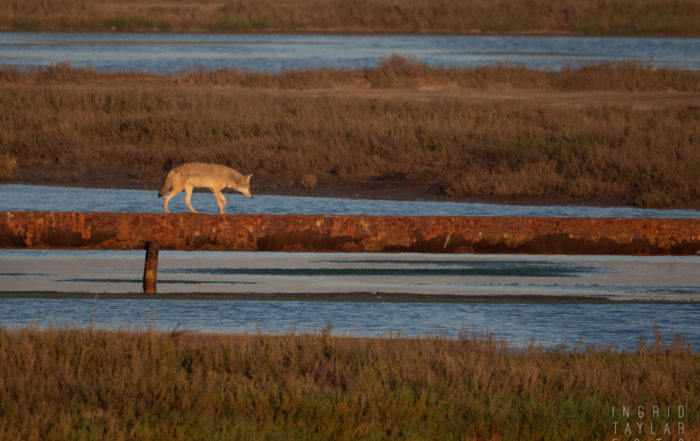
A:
5;58;700;92
1;0;699;35
0;153;18;180
0;325;697;441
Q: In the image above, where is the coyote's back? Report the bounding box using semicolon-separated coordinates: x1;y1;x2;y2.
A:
158;162;253;214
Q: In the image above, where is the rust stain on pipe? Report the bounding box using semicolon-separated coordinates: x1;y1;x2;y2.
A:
1;211;698;255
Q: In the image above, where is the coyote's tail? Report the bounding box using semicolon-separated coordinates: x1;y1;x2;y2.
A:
158;170;174;197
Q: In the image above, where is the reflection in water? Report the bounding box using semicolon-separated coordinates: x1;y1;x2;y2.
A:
160;260;598;277
1;251;698;300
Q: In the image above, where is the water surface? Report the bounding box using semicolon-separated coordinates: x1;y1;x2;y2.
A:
1;297;698;350
2;32;699;72
2;184;698;218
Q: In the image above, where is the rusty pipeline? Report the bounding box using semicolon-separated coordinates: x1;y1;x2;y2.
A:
1;211;698;255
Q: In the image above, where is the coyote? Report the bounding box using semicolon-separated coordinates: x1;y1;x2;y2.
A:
158;162;253;214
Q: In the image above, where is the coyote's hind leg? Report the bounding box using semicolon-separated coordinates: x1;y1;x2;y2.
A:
163;184;184;214
162;172;185;214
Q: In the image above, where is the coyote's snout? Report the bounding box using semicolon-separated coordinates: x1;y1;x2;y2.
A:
158;162;253;214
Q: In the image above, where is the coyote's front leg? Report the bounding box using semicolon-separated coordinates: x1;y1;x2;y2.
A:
184;185;198;213
213;189;227;214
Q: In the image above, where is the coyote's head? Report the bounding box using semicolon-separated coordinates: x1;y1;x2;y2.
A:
233;173;254;199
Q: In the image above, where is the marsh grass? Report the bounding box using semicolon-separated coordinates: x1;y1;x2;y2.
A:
1;0;700;35
0;153;18;180
5;57;700;91
1;61;699;207
0;325;697;441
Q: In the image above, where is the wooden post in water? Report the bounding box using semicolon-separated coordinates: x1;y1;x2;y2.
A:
143;241;159;294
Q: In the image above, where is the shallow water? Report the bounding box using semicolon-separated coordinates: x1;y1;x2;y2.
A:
2;32;699;72
2;184;699;218
2;251;698;301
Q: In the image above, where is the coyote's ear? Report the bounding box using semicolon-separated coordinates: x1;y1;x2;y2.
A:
246;173;253;182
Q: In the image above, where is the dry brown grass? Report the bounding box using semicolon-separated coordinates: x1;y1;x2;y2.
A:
1;61;699;207
1;0;700;35
5;57;700;92
0;325;697;440
0;153;18;180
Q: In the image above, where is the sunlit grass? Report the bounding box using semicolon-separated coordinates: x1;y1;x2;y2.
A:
0;324;697;440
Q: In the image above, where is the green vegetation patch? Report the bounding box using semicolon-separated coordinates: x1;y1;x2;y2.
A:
0;326;697;440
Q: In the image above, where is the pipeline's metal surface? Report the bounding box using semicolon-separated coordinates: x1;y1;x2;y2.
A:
1;211;698;255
